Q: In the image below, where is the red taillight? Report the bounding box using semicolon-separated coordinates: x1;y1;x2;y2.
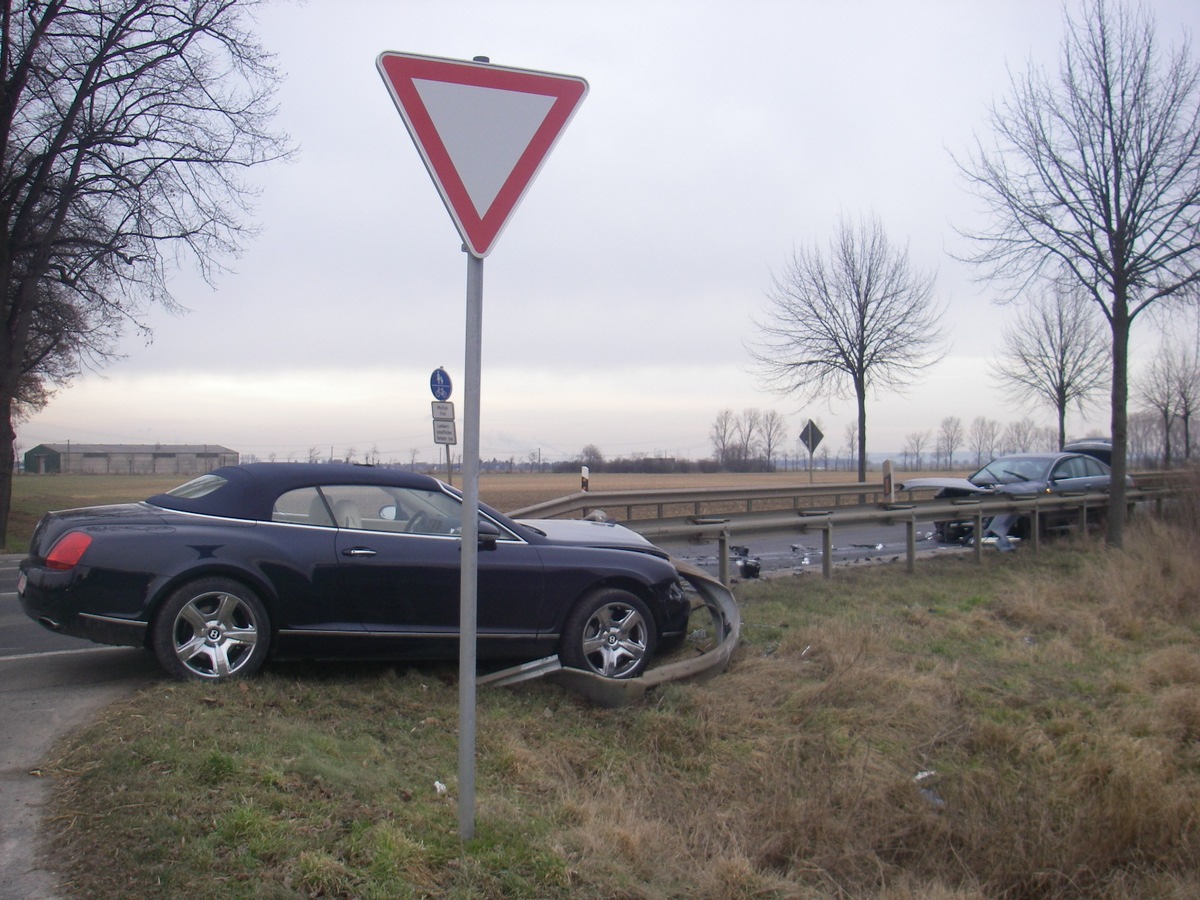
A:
45;532;92;570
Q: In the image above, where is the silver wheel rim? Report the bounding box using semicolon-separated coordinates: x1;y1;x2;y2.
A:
172;590;260;679
579;602;649;678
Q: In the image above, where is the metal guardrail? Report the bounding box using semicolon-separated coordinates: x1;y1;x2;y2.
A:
638;490;1171;581
509;476;1180;584
508;482;889;522
509;471;1179;526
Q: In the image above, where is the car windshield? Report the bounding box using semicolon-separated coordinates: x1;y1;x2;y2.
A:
972;456;1054;485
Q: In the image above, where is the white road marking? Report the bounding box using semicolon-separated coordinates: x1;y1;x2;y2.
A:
0;646;130;663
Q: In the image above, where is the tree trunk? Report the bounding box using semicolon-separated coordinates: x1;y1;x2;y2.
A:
855;381;868;484
1161;410;1173;468
1106;304;1131;548
0;396;14;551
1056;391;1067;451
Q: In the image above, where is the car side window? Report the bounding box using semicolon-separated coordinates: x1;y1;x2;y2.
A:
315;485;465;535
272;487;334;526
1083;457;1106;477
318;485;395;531
1053;458;1086;480
387;487;464;535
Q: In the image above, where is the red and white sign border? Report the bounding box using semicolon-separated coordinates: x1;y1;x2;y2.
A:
377;52;588;257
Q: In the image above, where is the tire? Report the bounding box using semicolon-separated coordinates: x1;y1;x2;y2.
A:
151;577;270;681
560;588;656;679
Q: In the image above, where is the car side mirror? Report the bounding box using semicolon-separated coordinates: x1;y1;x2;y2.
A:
478;519;500;551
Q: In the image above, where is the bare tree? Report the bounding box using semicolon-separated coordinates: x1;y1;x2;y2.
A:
1003;417;1039;454
0;1;290;545
760;410;788;470
842;421;858;473
938;416;964;469
958;0;1200;545
995;286;1111;449
709;408;736;468
1128;409;1162;466
752;213;946;482
1137;348;1179;466
1036;425;1061;451
734;409;763;468
904;430;930;471
1169;319;1200;459
969;416;1001;466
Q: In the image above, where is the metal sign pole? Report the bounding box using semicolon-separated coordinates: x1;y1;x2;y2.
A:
458;253;483;841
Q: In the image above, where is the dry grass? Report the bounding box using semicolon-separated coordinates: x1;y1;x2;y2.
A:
40;490;1200;898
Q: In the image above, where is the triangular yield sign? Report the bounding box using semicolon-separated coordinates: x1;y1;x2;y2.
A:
377;52;588;257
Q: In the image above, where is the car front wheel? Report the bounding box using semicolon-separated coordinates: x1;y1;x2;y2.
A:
152;577;270;681
560;588;656;679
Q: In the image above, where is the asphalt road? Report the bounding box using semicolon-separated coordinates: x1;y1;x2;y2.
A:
0;555;160;900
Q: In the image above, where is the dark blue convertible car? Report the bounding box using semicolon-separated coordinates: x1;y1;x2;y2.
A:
18;464;691;682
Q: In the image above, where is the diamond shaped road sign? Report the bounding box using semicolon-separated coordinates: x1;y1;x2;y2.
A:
377;52;588;258
800;419;824;454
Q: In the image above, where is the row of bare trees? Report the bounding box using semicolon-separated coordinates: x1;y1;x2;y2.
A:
905;416;1082;471
709;408;789;471
752;0;1200;546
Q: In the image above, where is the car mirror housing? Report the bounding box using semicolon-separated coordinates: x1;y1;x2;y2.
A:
478;519;500;551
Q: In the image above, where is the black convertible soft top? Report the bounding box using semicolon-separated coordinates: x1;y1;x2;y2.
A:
146;463;449;522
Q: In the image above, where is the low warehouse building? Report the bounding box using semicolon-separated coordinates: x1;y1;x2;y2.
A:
23;443;239;475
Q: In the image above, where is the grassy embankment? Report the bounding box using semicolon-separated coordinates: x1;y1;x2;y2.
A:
36;474;1200;898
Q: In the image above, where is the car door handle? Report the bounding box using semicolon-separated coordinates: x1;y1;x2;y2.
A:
342;547;377;558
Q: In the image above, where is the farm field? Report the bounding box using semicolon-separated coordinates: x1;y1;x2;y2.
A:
2;468;904;554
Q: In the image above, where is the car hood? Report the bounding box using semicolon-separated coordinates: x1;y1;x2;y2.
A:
898;478;991;493
516;518;668;556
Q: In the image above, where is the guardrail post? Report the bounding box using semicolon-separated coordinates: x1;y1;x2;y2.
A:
973;509;984;564
822;525;833;578
718;527;730;587
1030;507;1040;554
905;516;916;573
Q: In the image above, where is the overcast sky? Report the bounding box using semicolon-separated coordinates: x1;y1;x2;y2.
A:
16;0;1200;467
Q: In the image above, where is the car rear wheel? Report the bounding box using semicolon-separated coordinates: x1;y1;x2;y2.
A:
560;588;656;679
152;578;270;681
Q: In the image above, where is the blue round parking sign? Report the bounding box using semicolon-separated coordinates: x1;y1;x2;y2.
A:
430;367;452;401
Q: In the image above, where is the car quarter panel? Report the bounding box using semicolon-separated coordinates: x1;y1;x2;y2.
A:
21;513;350;643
